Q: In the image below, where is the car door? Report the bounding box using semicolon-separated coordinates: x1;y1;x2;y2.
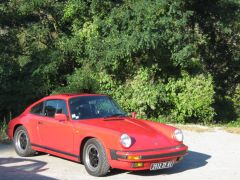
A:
37;99;74;155
29;101;45;145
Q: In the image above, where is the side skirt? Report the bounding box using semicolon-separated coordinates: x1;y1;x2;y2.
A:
31;143;80;162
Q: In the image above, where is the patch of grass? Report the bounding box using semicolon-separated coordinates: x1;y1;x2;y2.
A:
222;120;240;134
169;122;240;135
153;116;240;134
227;120;240;127
151;116;169;123
169;124;214;133
152;117;214;133
0;119;8;143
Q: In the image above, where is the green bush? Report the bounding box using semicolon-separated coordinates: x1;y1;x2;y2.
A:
232;84;240;120
216;84;240;123
98;70;216;124
165;74;215;124
0;119;8;142
53;66;99;94
112;68;168;118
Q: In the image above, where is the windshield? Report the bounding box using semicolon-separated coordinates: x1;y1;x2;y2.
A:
69;96;127;120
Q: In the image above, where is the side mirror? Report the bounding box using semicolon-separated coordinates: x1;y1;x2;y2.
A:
55;113;68;122
131;112;137;119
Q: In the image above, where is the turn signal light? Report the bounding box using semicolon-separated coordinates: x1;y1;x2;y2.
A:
127;155;141;160
132;162;144;168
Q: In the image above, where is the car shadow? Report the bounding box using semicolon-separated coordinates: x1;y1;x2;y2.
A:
129;150;211;176
0;157;56;180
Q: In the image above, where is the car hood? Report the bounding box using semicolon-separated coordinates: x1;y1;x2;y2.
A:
78;117;178;150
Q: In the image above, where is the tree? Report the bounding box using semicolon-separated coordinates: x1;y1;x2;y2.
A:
0;0;239;123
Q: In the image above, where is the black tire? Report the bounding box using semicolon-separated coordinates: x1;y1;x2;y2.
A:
13;126;35;157
83;138;110;177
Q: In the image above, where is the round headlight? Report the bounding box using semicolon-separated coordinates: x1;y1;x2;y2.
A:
120;134;132;148
174;129;183;142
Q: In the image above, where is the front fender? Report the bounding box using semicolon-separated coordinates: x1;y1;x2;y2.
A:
72;123;122;159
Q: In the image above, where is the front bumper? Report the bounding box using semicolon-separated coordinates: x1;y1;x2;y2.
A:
109;144;188;170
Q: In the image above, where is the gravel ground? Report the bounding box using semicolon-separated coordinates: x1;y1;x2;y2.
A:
1;129;240;180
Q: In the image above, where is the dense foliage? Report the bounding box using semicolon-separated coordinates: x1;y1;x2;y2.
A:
0;0;239;124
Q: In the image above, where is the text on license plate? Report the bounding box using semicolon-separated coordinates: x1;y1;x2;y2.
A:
150;161;174;170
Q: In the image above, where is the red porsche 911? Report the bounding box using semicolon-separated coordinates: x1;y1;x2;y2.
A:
7;94;188;176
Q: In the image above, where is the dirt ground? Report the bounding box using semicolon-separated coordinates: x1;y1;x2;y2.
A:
1;129;240;180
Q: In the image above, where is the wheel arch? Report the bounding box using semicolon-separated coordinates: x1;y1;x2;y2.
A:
12;123;36;156
13;124;23;136
13;124;33;143
80;136;95;162
79;136;109;163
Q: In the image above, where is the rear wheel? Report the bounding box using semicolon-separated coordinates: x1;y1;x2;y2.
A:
14;126;35;157
83;138;110;176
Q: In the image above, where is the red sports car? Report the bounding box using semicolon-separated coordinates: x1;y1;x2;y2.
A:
7;94;188;176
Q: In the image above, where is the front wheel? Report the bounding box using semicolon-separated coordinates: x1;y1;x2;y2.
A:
14;126;35;157
83;138;110;176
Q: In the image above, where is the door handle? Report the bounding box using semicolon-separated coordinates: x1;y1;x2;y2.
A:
38;121;44;125
58;120;66;123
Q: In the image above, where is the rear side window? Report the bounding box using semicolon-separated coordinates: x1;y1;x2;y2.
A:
30;102;44;115
44;100;68;117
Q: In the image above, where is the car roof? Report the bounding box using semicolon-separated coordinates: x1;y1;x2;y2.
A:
24;93;106;114
48;93;104;99
43;93;106;100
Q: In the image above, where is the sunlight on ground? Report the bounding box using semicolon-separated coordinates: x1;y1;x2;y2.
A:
223;127;240;134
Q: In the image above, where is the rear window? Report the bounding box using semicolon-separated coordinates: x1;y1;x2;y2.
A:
44;100;68;117
30;102;44;115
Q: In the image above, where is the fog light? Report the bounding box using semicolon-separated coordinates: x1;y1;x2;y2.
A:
127;155;141;160
132;162;144;168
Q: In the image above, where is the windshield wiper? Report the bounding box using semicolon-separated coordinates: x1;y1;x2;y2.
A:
104;113;126;118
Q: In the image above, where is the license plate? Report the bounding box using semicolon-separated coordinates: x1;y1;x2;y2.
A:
150;161;174;170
